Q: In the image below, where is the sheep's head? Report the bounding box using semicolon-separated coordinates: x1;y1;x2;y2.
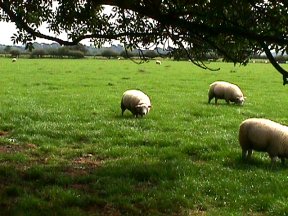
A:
235;96;245;105
136;104;151;116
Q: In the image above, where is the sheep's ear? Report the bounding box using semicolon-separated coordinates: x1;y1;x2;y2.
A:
244;97;247;99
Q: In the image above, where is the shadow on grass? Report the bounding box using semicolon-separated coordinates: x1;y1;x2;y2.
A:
223;156;288;171
205;101;242;106
113;114;153;121
0;154;192;216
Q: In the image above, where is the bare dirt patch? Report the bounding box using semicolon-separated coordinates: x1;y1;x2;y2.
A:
87;204;121;216
73;154;103;168
0;145;23;153
0;143;38;154
0;131;9;136
63;155;104;178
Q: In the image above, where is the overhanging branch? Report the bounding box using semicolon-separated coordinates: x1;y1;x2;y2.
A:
2;0;288;47
0;0;159;46
260;41;288;85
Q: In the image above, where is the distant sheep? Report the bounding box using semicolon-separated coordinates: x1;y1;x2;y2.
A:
12;58;17;62
156;60;161;65
208;81;245;105
239;118;288;164
121;89;151;117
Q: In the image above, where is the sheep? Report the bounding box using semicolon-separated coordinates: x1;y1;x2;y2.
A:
156;60;161;65
208;81;245;105
121;89;151;117
12;58;17;62
239;118;288;164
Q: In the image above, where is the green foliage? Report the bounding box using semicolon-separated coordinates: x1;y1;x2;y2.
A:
9;49;21;58
67;50;84;59
120;50;136;59
47;46;85;58
30;49;46;58
1;58;288;215
101;49;118;59
144;50;158;59
4;46;11;53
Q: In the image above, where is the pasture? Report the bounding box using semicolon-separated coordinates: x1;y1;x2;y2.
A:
0;58;288;215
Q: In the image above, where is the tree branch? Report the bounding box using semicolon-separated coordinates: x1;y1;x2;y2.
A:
260;41;288;85
95;1;288;46
0;0;159;46
2;0;288;47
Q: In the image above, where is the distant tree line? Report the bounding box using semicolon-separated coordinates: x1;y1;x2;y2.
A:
1;44;88;59
0;44;218;61
0;44;166;60
1;44;288;62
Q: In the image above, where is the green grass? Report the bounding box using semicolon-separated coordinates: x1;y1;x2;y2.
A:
1;58;288;215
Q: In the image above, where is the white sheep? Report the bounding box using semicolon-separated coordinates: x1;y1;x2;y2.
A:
121;90;151;117
12;58;17;62
156;60;161;65
239;118;288;164
208;81;245;105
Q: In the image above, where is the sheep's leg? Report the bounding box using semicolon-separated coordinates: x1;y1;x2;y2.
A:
281;157;285;165
247;149;252;160
215;98;218;105
208;95;214;103
270;156;278;164
208;96;213;104
242;149;252;160
120;102;126;116
241;150;247;159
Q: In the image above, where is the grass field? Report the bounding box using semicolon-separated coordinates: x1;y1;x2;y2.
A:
1;58;288;215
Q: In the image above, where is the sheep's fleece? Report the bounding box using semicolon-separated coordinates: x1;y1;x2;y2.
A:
121;90;151;117
239;118;288;163
208;81;245;105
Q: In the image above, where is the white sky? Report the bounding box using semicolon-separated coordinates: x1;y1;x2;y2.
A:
0;22;23;45
0;6;113;46
0;21;91;46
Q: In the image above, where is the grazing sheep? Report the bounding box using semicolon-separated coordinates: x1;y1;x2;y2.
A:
208;81;245;105
12;58;17;62
239;118;288;164
156;60;161;65
121;90;151;117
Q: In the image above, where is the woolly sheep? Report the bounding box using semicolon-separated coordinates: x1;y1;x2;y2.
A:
12;58;17;62
156;60;161;65
121;89;151;117
239;118;288;164
208;81;245;105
